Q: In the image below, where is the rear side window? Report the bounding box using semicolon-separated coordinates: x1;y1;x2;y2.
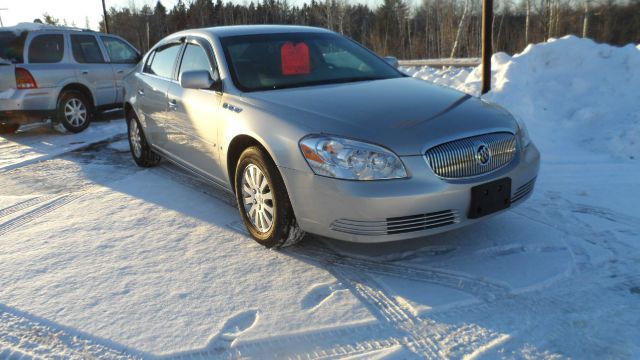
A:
0;31;27;64
71;35;104;63
28;34;64;63
144;43;182;79
101;36;138;64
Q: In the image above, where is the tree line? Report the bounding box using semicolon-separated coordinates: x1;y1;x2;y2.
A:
93;0;639;59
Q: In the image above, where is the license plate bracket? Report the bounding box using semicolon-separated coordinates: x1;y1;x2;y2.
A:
468;177;512;219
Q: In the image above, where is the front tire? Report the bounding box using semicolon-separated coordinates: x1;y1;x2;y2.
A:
127;112;161;167
234;147;305;248
56;90;92;133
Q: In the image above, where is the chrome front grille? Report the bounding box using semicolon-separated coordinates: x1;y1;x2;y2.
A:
511;177;536;203
331;210;459;236
426;132;517;178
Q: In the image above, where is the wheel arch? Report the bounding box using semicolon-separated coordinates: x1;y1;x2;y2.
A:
226;134;278;193
59;83;96;111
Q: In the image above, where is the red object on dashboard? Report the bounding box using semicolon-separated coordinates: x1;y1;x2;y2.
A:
281;41;310;75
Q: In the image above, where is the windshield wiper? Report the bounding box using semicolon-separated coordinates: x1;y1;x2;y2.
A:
261;76;389;91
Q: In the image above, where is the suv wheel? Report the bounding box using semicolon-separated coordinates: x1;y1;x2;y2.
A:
56;90;92;133
234;147;305;248
128;112;161;167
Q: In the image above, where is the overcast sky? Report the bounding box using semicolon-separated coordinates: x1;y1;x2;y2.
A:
0;0;383;31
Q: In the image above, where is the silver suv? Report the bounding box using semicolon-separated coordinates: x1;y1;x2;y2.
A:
0;24;141;133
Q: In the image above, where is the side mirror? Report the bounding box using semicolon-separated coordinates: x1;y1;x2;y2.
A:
383;56;399;69
180;70;215;90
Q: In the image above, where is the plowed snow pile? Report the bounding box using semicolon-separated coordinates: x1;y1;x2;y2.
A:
404;36;640;161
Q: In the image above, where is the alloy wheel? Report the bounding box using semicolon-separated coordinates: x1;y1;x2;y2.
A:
129;119;142;158
241;164;274;233
63;98;87;128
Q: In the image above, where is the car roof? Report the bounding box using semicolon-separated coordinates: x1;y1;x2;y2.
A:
170;25;334;39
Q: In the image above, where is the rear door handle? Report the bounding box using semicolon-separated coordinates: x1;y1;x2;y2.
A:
117;69;125;74
81;70;89;75
168;99;177;110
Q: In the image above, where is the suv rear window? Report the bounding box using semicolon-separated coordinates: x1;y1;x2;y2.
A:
29;34;65;63
0;31;27;64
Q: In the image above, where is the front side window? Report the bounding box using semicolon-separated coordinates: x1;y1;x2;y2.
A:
220;33;402;91
178;43;213;78
71;35;104;64
101;36;139;64
144;43;182;79
28;34;64;63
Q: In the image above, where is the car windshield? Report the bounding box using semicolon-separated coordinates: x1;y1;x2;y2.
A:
220;32;403;91
0;31;27;64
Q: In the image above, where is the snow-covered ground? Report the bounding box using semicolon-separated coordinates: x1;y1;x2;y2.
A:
0;37;639;359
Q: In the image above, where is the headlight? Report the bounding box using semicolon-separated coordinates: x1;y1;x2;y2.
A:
515;116;531;148
299;135;408;180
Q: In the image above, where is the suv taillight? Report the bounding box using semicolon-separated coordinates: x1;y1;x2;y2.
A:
15;68;38;89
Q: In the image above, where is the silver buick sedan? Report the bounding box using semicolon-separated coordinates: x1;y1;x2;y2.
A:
123;25;540;248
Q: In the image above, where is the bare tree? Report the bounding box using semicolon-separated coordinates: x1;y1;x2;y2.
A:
450;0;471;58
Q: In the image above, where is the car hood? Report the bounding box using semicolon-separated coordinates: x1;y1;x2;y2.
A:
244;77;518;156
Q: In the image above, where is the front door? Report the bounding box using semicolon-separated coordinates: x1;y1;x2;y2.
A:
99;36;140;103
165;40;225;182
136;42;183;146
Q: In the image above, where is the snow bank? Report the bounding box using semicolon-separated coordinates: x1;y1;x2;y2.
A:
404;36;640;161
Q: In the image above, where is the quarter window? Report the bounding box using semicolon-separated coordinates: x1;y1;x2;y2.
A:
28;34;64;63
144;43;182;79
101;36;139;64
71;35;104;63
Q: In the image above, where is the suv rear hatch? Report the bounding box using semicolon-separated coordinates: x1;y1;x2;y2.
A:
0;30;27;94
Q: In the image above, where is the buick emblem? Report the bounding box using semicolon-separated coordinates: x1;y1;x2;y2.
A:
476;143;491;165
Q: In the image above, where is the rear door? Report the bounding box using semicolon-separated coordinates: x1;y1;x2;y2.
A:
70;34;116;106
24;32;77;98
165;38;224;181
137;41;183;147
99;36;140;103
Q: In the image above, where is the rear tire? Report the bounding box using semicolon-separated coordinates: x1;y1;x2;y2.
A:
234;146;305;248
56;90;92;133
127;111;161;167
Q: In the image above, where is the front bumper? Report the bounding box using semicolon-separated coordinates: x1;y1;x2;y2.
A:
281;142;540;243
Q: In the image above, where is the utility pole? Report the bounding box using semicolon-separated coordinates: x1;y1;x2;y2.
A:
481;0;493;95
0;8;8;27
102;0;110;33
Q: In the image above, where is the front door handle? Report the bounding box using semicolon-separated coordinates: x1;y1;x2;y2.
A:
168;99;177;110
81;70;89;75
137;89;145;96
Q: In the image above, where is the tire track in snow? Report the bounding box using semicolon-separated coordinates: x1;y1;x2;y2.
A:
0;188;95;237
293;243;511;302
285;242;508;359
0;308;140;360
0;194;58;220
